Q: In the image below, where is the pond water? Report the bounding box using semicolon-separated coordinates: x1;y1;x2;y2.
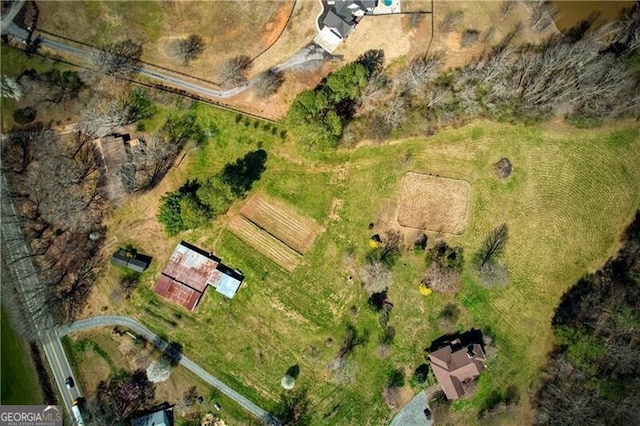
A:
552;1;634;32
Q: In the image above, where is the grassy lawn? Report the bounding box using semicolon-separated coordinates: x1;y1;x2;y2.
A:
0;45;71;132
98;103;640;425
1;309;44;405
35;1;292;81
36;1;164;46
62;329;258;426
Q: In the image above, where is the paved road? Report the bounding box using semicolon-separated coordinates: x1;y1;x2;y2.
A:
59;316;278;425
0;0;25;31
389;389;434;426
0;173;82;420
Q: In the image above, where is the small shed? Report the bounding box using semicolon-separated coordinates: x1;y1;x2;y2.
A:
111;249;152;273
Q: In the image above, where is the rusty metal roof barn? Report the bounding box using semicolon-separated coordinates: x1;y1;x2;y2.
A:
154;241;244;311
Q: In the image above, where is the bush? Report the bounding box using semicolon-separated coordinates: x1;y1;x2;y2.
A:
367;290;389;312
440;10;463;33
413;364;429;385
387;368;405;388
439;303;460;323
460;29;480;48
13;106;37;124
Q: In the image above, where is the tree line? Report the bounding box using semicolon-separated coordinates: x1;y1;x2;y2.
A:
533;211;640;425
157;149;267;235
286;50;385;149
287;5;640;147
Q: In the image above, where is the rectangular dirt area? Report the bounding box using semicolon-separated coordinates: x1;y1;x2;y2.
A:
228;215;301;272
240;195;323;254
397;172;471;234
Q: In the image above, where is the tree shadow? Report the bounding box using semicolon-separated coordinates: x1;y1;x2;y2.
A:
163;341;183;366
564;12;600;43
427;328;485;353
221;149;267;196
286;365;300;380
356;49;385;75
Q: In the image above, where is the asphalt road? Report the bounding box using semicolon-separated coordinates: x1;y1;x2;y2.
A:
59;316;278;425
0;173;82;419
0;0;25;30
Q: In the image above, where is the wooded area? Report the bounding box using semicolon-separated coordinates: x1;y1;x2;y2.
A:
534;212;640;425
288;6;640;148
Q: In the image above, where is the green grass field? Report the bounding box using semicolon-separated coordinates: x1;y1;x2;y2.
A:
1;309;44;405
104;105;639;425
62;330;258;426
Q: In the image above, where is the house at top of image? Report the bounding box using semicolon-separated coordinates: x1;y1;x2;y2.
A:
154;241;244;311
429;331;486;400
314;0;378;53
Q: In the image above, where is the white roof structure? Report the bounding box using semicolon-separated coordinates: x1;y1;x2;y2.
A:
314;27;344;54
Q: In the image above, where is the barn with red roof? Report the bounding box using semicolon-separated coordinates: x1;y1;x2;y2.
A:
154;241;244;311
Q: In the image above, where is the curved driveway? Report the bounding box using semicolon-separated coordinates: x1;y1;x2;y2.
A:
59;316;277;425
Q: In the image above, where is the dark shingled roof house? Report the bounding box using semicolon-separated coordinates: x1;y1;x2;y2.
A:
154;241;244;311
429;332;486;400
314;0;378;53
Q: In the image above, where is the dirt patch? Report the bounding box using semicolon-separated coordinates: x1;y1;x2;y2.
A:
397;172;471;234
375;199;401;232
260;2;296;49
239;194;324;254
227;215;301;272
328;198;344;222
228;193;326;270
494;157;512;179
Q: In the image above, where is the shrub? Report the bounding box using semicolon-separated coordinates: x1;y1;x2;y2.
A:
413;364;429;385
460;29;480;48
13;106;37;124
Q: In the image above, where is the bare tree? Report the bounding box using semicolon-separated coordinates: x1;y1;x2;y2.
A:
397;52;442;96
501;0;516;19
382;93;407;129
89;39;143;77
89;369;156;424
83;88;155;132
360;261;393;293
173;34;206;65
27;136;102;231
356;71;388;116
252;68;285;98
423;262;461;293
147;357;172;383
440;10;464;33
1;74;23;100
220;55;251;85
530;1;557;33
474;223;508;268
